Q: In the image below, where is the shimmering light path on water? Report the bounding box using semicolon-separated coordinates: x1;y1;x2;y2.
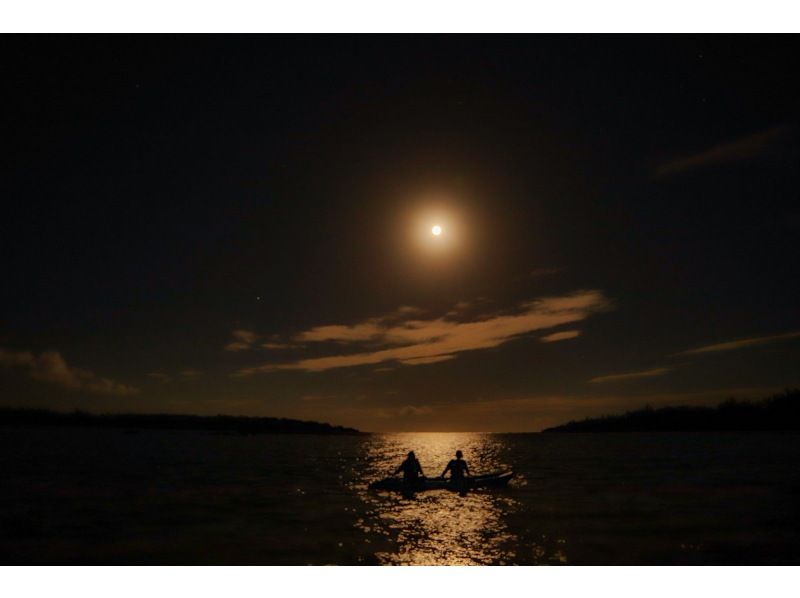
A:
352;433;526;565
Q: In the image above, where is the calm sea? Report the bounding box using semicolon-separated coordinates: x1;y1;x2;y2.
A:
2;427;800;564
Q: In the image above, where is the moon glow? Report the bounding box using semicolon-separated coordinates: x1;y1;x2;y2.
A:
432;225;442;236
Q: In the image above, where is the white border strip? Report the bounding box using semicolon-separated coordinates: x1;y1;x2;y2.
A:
3;566;800;598
1;1;799;33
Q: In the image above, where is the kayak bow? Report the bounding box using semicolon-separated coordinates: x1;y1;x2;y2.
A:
368;470;514;492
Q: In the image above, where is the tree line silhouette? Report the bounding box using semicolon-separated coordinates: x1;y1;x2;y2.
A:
0;407;363;435
543;389;800;432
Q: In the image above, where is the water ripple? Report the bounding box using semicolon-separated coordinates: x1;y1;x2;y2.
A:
350;433;518;565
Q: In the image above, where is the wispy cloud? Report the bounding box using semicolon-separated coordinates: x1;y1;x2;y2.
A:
589;367;671;384
681;331;800;355
656;125;791;177
540;330;581;343
296;306;430;343
444;297;497;320
178;369;203;378
224;329;259;352
300;394;338;402
224;329;293;351
343;404;434;419
296;322;385;343
397;405;433;417
0;347;139;396
398;355;457;365
146;369;203;382
236;290;610;375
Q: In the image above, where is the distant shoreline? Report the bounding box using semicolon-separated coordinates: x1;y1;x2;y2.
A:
543;389;800;433
0;408;364;436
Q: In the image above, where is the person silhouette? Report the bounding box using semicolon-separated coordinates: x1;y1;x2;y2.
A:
441;450;470;481
394;451;425;484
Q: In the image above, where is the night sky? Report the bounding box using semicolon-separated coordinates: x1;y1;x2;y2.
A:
2;36;799;431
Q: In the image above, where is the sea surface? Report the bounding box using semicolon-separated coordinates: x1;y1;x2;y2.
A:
2;427;800;565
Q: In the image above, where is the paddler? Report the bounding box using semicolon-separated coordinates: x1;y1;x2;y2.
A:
394;450;426;483
440;450;470;481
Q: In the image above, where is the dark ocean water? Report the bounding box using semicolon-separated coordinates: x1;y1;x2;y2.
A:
2;427;800;565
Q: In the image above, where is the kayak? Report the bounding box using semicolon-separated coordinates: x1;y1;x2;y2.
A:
368;470;514;492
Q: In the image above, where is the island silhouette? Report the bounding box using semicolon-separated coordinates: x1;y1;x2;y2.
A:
0;407;363;435
543;389;800;433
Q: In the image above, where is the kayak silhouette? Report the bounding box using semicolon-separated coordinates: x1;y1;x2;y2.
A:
368;470;514;492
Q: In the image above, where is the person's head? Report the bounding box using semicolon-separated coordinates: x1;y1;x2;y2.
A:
407;451;415;460
455;450;463;459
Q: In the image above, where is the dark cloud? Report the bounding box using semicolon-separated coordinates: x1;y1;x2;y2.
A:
656;125;791;176
540;330;581;343
589;367;671;384
0;347;139;396
224;329;259;352
681;331;800;355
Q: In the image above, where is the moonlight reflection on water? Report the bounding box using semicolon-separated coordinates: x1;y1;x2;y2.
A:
353;433;541;565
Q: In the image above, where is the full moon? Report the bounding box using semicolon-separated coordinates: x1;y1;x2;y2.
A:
431;225;442;236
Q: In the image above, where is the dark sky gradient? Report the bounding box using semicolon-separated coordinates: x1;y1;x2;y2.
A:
2;36;799;431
